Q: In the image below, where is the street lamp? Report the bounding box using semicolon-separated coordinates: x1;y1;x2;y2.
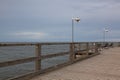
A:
103;27;109;42
72;17;80;43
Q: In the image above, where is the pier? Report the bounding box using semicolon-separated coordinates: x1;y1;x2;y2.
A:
0;42;119;80
31;47;120;80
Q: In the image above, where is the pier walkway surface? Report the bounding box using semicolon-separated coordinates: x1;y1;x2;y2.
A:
31;47;120;80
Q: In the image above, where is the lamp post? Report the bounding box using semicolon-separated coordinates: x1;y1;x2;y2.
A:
103;27;109;42
72;17;80;43
70;17;80;61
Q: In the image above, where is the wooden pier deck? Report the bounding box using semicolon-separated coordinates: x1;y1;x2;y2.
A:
31;47;120;80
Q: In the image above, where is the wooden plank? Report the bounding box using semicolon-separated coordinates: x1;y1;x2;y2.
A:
0;57;36;68
0;52;69;68
0;43;35;46
0;42;69;47
41;52;69;59
75;51;87;55
40;42;70;45
40;42;88;45
0;42;94;47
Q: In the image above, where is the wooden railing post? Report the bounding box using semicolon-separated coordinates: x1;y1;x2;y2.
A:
78;43;81;51
118;42;120;47
95;43;98;53
86;43;89;55
69;43;75;61
35;44;41;71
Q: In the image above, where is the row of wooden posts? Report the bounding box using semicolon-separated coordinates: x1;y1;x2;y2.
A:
0;42;119;80
35;42;99;71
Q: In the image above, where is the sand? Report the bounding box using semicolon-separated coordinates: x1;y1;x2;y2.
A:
31;47;120;80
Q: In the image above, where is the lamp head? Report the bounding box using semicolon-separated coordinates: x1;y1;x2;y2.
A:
72;17;80;22
105;30;109;32
75;17;80;22
104;27;109;32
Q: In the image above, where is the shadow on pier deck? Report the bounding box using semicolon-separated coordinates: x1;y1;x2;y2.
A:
31;47;120;80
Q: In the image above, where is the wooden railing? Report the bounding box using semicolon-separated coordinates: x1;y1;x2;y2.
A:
0;42;119;80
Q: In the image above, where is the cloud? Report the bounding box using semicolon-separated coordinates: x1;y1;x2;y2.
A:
11;32;48;39
0;0;120;42
1;0;120;21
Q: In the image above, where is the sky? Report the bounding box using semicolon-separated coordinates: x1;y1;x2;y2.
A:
0;0;120;42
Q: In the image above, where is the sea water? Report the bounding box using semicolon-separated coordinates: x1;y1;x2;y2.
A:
0;44;70;80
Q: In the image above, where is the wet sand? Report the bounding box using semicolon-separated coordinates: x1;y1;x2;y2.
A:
31;47;120;80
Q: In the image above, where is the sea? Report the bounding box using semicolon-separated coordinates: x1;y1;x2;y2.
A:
0;43;75;80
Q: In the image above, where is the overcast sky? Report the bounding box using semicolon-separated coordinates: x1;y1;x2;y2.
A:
0;0;120;42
